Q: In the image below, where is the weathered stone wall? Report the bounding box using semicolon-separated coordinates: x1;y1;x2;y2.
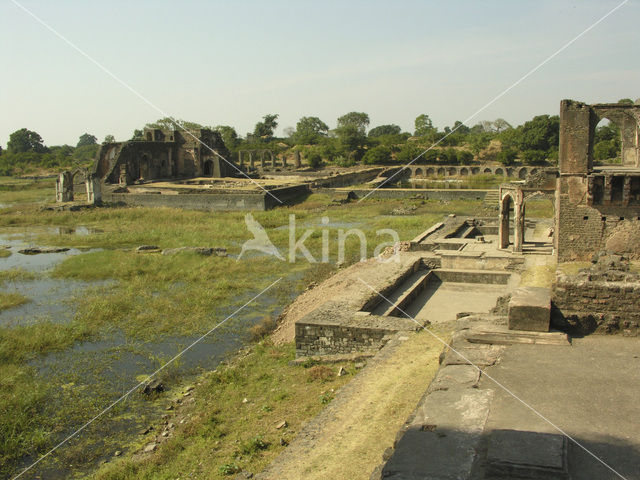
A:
343;189;489;201
310;168;384;188
104;184;308;211
552;274;640;335
295;322;397;356
557;188;640;261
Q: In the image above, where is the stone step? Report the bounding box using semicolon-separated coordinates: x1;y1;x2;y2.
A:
486;429;570;479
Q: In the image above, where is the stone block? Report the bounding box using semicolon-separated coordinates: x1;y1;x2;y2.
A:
508;287;551;332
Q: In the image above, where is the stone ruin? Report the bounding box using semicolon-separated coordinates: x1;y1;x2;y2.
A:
92;127;235;185
55;169;102;205
556;99;640;261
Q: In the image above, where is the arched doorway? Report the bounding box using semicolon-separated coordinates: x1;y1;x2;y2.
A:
203;159;214;176
139;154;150;180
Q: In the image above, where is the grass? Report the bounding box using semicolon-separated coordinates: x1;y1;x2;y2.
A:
0;177;56;204
0;291;28;311
92;341;354;480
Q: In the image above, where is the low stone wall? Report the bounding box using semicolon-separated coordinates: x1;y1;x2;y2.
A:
295;301;418;357
104;184;309;211
333;188;490;201
310;168;384;188
552;274;640;335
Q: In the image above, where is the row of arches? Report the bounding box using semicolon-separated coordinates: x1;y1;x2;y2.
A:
410;165;541;179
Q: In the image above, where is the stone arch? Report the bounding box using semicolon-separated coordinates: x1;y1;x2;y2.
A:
448;167;457;176
414;167;425;177
484;167;492;174
139;153;151;179
495;168;504;176
518;167;528;179
459;167;469;176
437;167;446;176
506;167;514;177
471;167;480;175
426;167;435;176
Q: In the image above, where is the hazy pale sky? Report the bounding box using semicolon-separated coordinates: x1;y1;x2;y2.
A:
1;0;638;147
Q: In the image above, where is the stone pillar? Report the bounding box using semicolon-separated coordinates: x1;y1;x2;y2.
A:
558;100;596;174
603;176;612;205
282;154;287;167
514;202;524;252
238;151;244;168
56;172;74;202
623;176;631;205
249;152;254;169
260;151;265;168
86;176;102;205
119;165;128;185
294;151;301;169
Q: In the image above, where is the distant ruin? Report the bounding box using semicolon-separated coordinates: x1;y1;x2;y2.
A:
92;127;234;185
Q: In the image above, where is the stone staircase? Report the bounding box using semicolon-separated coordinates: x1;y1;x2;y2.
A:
482;190;500;209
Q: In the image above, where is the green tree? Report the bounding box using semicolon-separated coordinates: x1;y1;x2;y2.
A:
253;114;279;140
103;134;115;143
77;133;97;147
414;114;436;137
146;117;204;131
336;112;369;134
368;124;401;138
294;116;329;144
618;98;634;105
7;128;47;153
131;129;144;140
522;149;547;165
362;145;392;165
214;125;240;150
498;148;518;166
334;112;370;160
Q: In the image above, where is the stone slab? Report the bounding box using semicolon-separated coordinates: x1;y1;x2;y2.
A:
486;429;569;479
508;286;551;332
427;365;481;392
381;429;482;479
442;344;504;367
410;388;493;433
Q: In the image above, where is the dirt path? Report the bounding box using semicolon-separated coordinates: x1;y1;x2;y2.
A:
258;328;449;480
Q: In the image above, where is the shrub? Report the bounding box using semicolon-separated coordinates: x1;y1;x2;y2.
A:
522;149;547;165
362;145;392;165
308;152;322;169
456;150;474;164
249;316;276;341
497;148;518;166
306;365;334;382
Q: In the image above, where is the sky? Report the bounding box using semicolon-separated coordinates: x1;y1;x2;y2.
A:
1;0;639;148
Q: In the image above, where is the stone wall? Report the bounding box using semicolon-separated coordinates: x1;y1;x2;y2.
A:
295;321;398;356
103;184;309;211
552;274;640;335
344;189;490;201
556;186;640;261
310;168;384;188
